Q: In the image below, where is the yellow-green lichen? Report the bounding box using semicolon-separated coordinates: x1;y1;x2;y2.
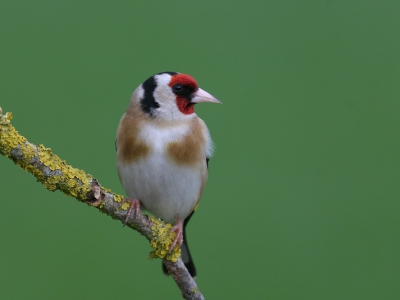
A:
33;144;92;198
21;142;36;162
148;216;181;262
120;201;130;210
101;187;112;194
113;194;124;203
0;112;27;156
0;110;92;200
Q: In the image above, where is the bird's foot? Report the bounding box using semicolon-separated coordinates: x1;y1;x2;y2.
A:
168;217;183;253
122;198;141;226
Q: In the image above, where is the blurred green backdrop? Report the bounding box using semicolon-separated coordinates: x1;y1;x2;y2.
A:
1;1;399;299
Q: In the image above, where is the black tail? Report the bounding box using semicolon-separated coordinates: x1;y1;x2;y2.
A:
163;212;196;278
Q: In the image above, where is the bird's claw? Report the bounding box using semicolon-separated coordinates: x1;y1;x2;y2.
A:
122;198;141;226
168;218;183;253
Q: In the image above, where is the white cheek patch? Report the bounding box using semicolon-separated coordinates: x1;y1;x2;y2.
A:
153;74;193;122
154;74;174;102
154;73;172;86
153;74;178;118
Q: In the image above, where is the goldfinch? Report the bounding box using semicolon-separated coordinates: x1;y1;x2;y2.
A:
116;72;220;277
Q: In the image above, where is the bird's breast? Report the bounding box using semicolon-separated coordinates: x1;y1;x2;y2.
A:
137;119;206;167
116;116;209;223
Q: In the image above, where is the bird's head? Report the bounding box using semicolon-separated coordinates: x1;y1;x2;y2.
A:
131;72;221;122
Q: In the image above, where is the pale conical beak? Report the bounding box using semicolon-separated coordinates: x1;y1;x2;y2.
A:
191;88;222;104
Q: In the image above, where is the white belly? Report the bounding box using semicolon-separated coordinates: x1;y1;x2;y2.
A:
117;152;204;224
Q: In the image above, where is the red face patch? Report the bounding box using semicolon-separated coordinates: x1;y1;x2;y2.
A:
168;73;198;115
175;97;195;114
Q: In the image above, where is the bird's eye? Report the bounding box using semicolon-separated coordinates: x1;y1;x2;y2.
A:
173;84;183;93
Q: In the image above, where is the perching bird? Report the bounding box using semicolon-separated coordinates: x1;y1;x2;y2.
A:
116;72;220;277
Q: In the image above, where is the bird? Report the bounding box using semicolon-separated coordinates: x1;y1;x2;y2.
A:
115;71;220;277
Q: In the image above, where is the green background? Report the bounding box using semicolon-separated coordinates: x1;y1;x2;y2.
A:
1;1;399;299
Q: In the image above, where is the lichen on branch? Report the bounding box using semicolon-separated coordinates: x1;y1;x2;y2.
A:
0;108;92;199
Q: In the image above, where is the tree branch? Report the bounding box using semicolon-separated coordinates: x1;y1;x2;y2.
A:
0;107;205;300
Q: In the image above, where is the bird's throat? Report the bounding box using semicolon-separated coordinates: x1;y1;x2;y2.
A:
176;97;195;115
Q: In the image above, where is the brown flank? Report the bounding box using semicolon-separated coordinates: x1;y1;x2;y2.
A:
167;118;206;166
117;113;150;162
